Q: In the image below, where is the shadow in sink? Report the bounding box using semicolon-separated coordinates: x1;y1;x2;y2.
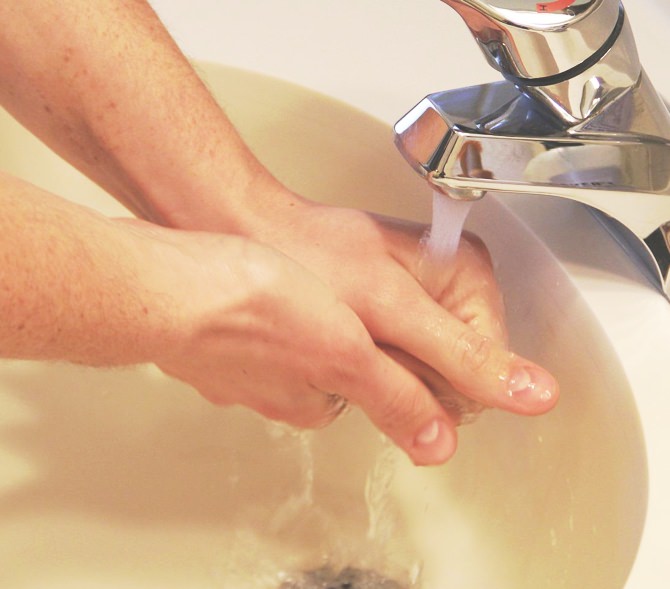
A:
0;361;414;586
0;63;648;588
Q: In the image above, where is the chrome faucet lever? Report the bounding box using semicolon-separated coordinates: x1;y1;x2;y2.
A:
395;0;670;297
440;0;637;122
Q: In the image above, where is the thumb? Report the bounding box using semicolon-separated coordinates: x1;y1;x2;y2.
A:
374;295;559;416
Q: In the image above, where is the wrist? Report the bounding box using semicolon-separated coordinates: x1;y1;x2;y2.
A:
154;164;310;240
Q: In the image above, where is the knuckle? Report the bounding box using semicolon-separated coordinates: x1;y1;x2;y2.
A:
234;240;284;300
324;327;373;384
453;329;493;374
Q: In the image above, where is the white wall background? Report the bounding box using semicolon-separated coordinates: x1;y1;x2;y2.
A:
147;0;670;124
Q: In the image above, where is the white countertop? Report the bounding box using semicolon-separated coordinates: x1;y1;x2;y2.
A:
149;1;670;586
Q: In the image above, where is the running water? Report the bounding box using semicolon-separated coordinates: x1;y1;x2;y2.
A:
214;193;476;588
365;440;399;543
426;191;474;260
269;428;316;532
419;191;474;297
417;191;486;425
273;191;476;588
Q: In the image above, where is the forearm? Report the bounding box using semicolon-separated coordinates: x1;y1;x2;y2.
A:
0;171;175;365
0;1;289;233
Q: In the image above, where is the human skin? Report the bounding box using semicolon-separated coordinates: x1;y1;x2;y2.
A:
0;1;558;465
0;172;460;465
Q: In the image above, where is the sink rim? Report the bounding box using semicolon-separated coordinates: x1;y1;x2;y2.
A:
0;60;656;588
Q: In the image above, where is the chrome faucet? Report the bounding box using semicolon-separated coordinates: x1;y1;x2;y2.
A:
394;0;670;297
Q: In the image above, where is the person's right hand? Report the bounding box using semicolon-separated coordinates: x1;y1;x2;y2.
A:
127;220;459;465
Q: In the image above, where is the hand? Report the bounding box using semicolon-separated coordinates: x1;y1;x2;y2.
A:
127;221;460;465
252;196;559;423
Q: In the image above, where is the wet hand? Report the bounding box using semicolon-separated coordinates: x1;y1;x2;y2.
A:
129;221;457;464
255;199;559;459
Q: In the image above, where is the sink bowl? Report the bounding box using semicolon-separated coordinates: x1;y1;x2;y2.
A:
0;64;647;588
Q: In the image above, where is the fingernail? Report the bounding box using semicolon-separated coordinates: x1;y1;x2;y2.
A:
416;419;441;445
412;419;456;465
508;363;557;405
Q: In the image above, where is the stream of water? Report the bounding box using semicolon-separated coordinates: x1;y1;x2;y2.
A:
419;192;475;297
215;192;474;589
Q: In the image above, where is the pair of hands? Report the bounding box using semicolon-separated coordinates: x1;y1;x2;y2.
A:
135;195;558;466
0;0;557;466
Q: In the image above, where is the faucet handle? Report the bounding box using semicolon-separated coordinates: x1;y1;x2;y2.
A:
441;1;641;122
441;0;622;81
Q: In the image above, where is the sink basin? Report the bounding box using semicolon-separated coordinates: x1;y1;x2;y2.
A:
0;64;648;588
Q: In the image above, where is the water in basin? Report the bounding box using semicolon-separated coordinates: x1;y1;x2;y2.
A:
0;63;647;588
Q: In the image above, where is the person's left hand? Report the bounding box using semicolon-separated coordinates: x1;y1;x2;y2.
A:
248;195;559;433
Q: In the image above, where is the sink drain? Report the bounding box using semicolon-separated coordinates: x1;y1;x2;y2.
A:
279;566;406;589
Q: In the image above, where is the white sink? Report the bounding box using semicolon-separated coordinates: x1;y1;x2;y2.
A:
0;63;652;588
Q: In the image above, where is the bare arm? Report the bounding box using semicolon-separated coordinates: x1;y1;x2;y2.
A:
0;170;174;364
0;0;283;230
0;171;456;464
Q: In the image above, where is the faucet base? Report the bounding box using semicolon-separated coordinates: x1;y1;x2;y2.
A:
394;77;670;298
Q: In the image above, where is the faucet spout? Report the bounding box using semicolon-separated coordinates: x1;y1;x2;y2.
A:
395;0;670;297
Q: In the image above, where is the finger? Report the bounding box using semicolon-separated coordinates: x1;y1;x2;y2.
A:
323;340;460;466
373;294;559;415
381;345;485;425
